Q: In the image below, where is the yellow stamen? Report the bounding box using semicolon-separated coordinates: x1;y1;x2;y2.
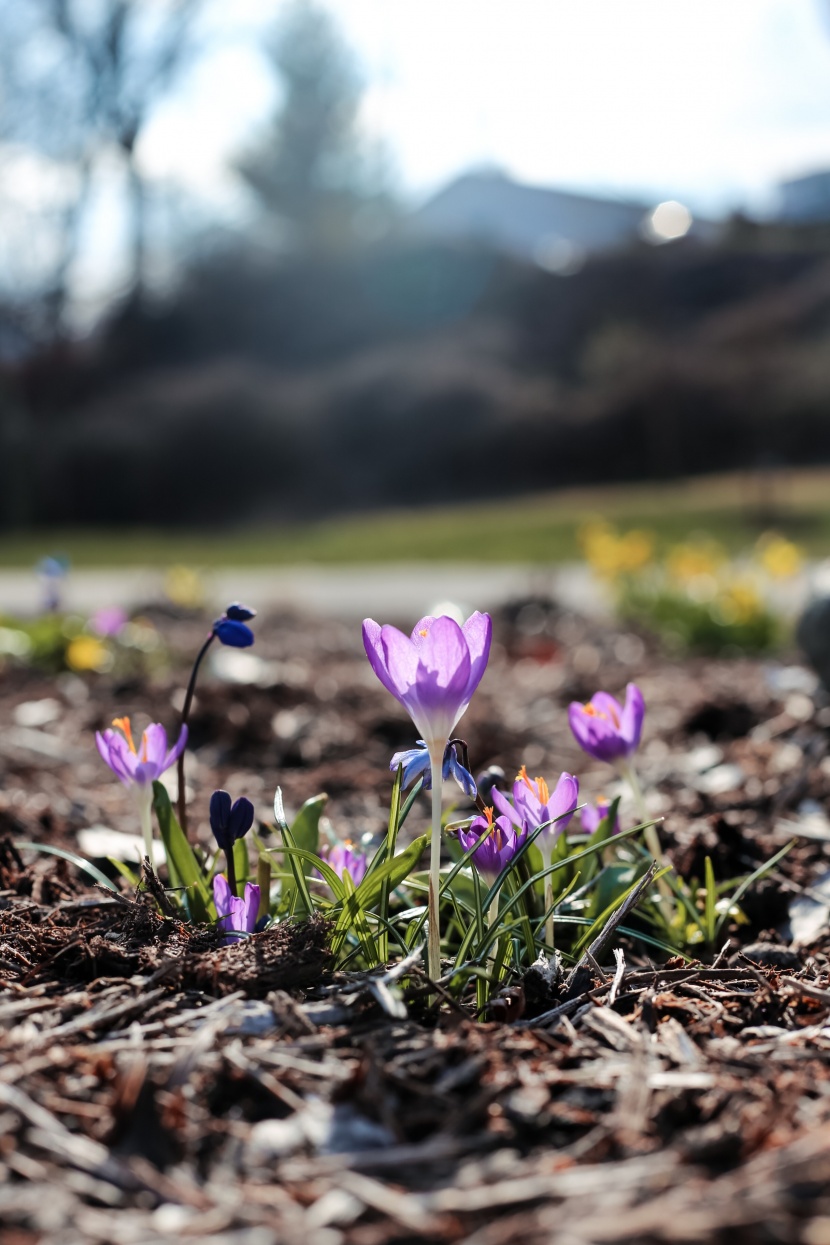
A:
418;628;428;637
112;716;136;753
536;775;550;804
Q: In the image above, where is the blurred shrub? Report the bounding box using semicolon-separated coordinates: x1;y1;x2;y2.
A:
581;522;802;654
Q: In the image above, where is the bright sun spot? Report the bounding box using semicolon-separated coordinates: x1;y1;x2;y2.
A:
644;200;694;243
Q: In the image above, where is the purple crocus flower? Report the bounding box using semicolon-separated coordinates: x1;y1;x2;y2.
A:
581;797;621;836
214;874;261;943
209;790;255;853
390;739;477;797
322;841;369;888
95;716;189;859
96;717;188;790
568;684;645;765
491;766;579;861
90;605;128;637
364;611;491;982
457;808;525;885
362;612;491;752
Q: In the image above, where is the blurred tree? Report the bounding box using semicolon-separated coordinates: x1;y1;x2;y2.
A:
0;0;203;338
238;0;395;252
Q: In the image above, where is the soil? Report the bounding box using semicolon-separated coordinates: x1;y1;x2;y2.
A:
2;598;830;1244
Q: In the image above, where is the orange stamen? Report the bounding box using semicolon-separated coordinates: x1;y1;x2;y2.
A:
516;764;549;805
418;628;428;637
581;702;606;719
112;716;136;753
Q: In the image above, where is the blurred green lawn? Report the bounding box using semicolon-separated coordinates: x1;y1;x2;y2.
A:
3;471;829;568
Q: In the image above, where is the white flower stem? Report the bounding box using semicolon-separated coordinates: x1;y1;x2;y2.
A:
541;847;554;951
427;746;444;983
137;789;154;866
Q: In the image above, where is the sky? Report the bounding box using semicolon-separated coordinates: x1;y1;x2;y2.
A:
4;0;830;316
138;0;830;217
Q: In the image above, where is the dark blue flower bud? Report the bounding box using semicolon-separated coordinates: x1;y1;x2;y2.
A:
213;618;254;647
210;790;254;851
224;602;256;622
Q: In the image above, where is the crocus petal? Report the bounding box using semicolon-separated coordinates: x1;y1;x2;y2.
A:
141;723;169;770
241;883;261;931
402;616;471;745
162;724;188;769
620;683;645;750
491;786;524;829
362;619;405;699
544;772;579;833
132;760;161;786
96;730;135;785
380;624;420;698
461;611;492;701
513;782;543;827
409;616;436;645
213;873;232;918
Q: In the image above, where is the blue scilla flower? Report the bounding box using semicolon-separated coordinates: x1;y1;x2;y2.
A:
390;740;477;797
212;602;256;647
209;790;255;852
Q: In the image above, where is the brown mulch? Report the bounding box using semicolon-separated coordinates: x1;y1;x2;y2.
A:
2;599;830;1242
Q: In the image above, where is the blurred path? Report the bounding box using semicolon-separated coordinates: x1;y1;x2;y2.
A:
0;563;611;621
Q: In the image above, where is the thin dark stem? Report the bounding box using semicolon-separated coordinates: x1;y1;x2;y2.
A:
225;848;237;900
177;631;215;834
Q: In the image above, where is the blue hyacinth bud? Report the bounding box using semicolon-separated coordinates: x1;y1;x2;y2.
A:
224;602;256;622
210;790;255;851
213;618;255;647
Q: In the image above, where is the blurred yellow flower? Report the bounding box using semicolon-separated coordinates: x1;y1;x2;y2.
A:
165;565;204;608
66;635;113;673
579;520;654;578
755;532;803;579
666;539;726;584
710;581;762;627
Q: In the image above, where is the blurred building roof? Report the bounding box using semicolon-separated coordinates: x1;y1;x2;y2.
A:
778;170;830;223
411;169;659;269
